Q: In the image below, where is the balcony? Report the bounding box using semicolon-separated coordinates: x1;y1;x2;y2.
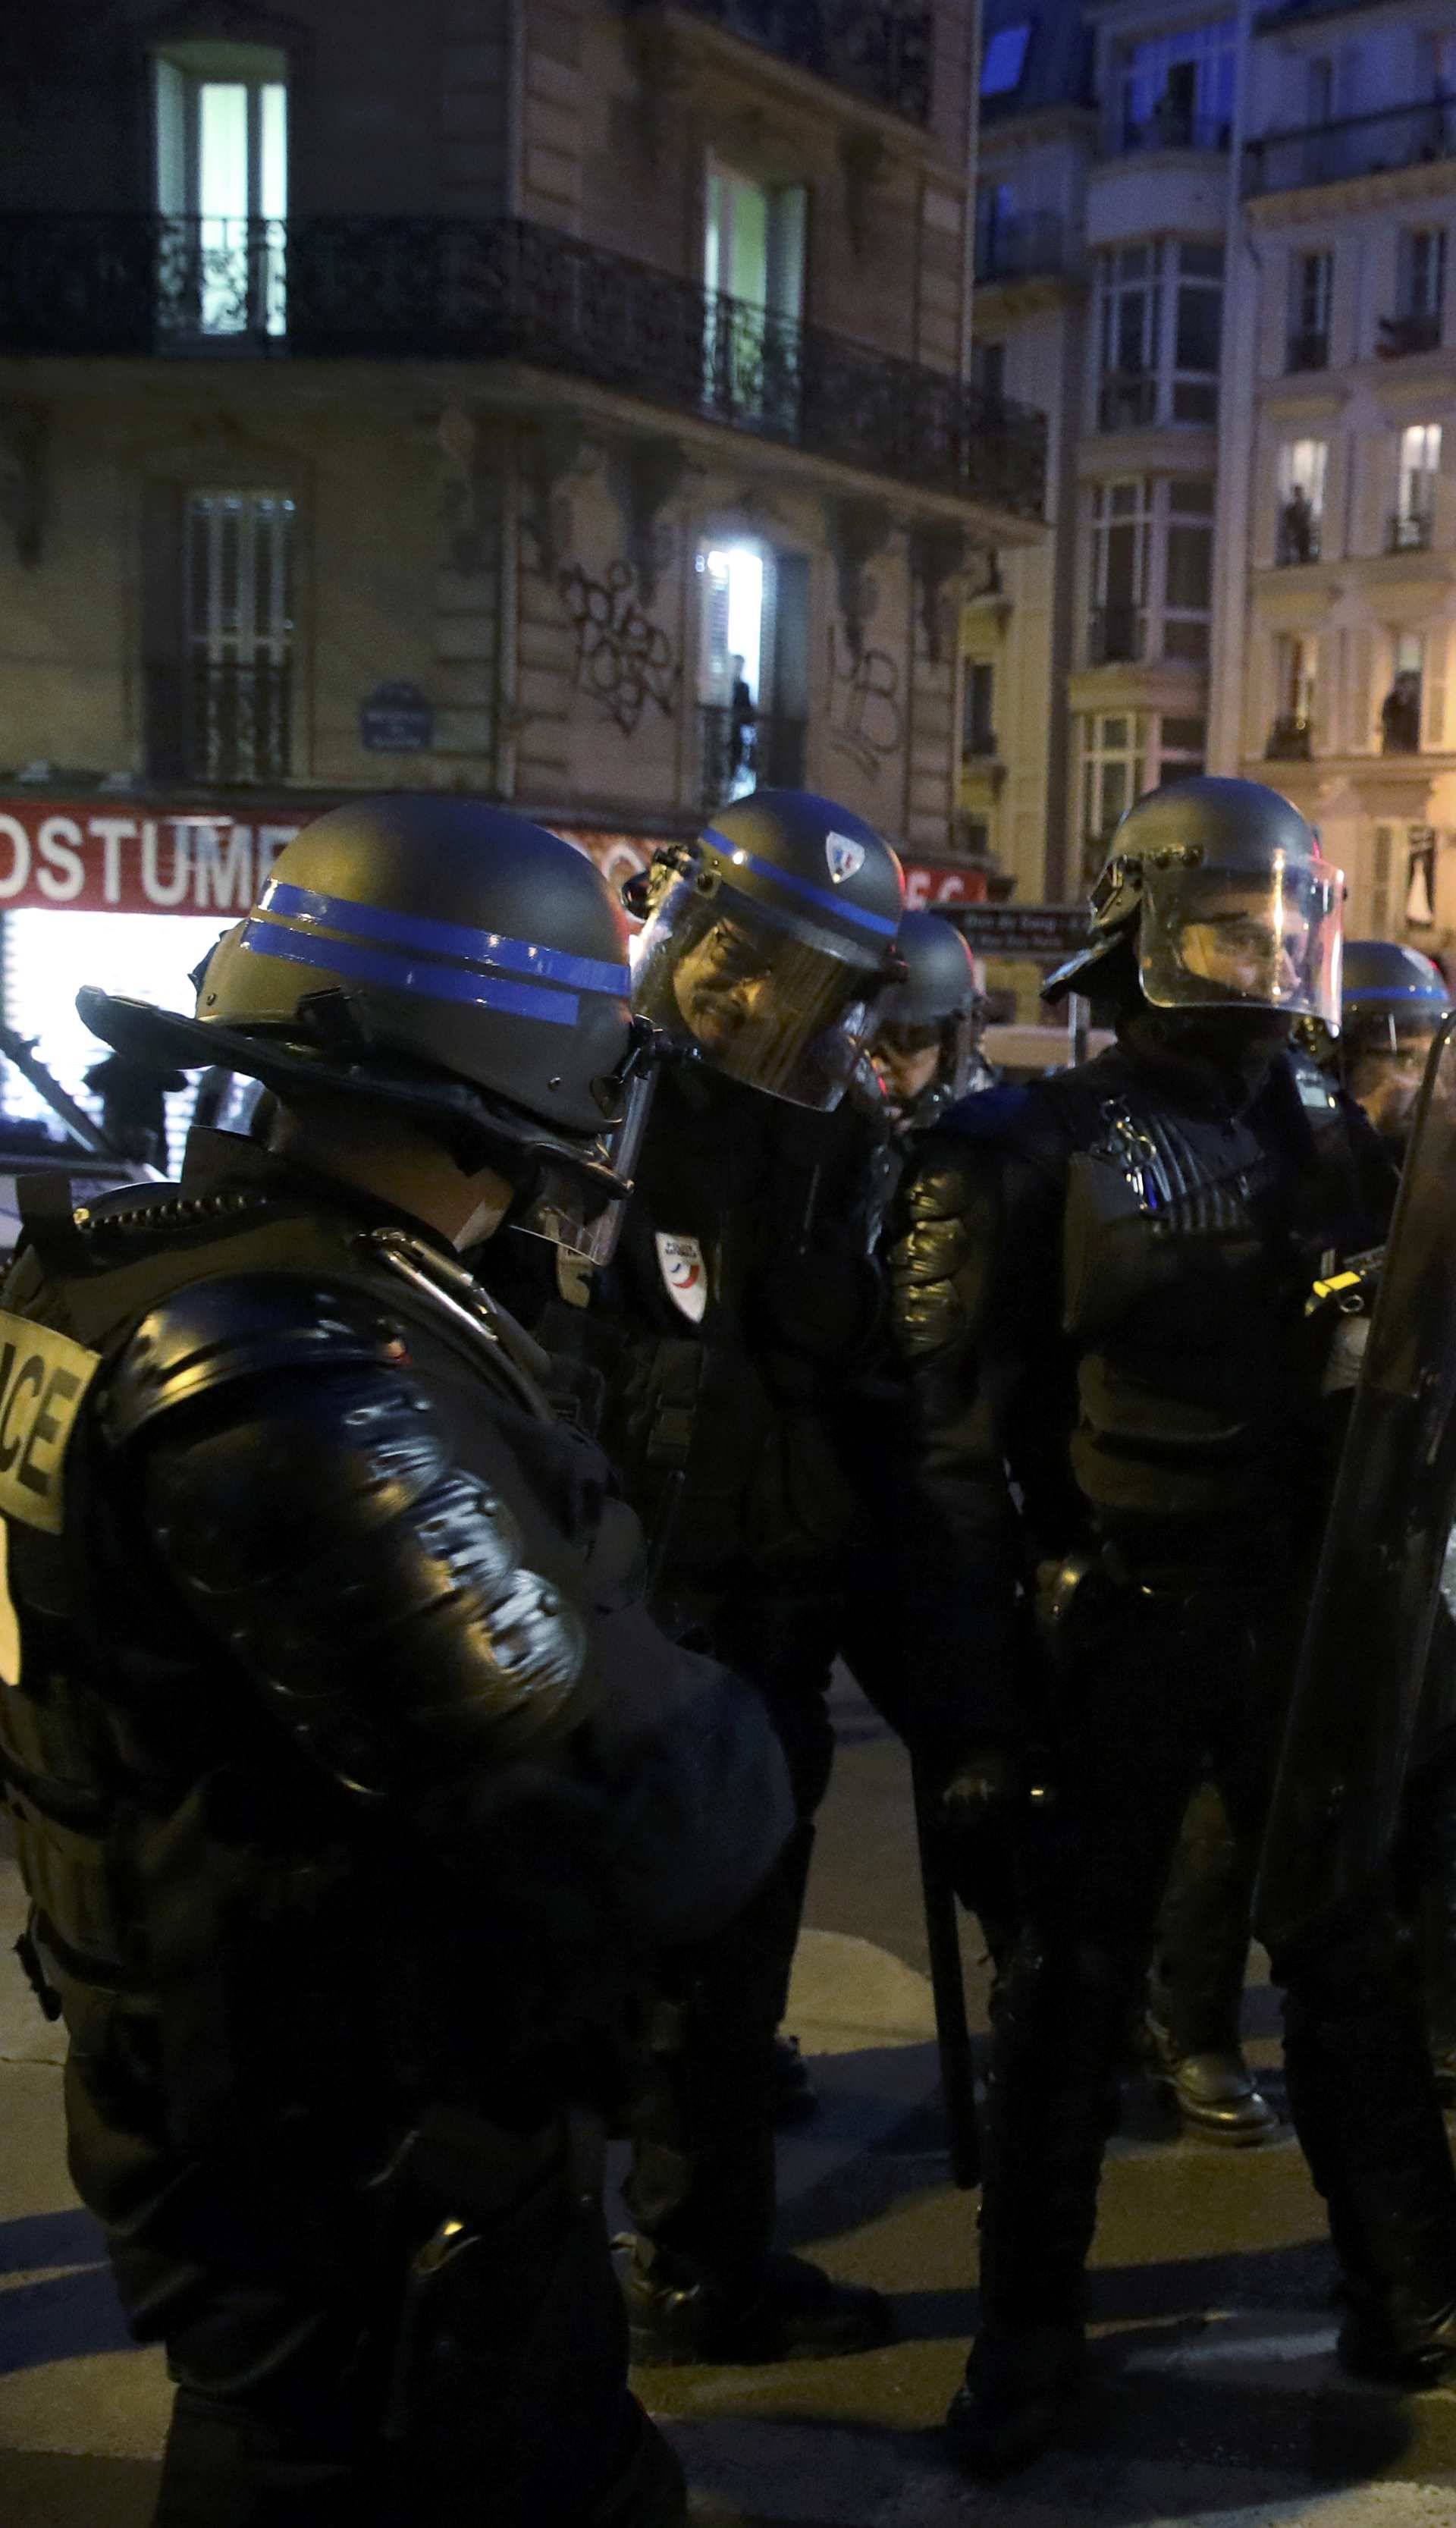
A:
1285;328;1329;373
642;0;933;122
0;214;1046;520
146;659;292;786
1276;499;1321;566
1087;603;1144;665
1245;96;1456;196
1097;371;1157;432
1265;714;1312;761
1377;310;1442;360
698;703;806;812
1112;106;1232;157
974;212;1070;287
1387;510;1435;554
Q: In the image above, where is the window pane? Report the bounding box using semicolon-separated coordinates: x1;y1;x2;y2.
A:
1102;716;1128;746
1165;523;1213;608
1175;283;1222;370
1162;716;1207;750
260;82;287;222
1169;477;1216;517
199;83;249;224
1178;242;1224;278
981;23;1031;96
1110;482;1139;516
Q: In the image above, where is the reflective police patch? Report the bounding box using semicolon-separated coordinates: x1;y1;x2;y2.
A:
826;831;866;884
0;1527;19;1687
654;1233;708;1324
0;1312;102;1538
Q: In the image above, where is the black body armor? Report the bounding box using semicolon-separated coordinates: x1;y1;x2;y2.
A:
0;1127;790;2524
888;1038;1391;1745
538;1061;892;1620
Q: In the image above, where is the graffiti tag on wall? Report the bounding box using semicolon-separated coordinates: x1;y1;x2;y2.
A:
559;561;680;736
825;621;903;780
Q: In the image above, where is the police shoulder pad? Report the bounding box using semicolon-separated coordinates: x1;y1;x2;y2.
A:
103;1273;406;1448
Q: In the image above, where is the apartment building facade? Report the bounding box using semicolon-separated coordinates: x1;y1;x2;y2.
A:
962;0;1456;988
1230;0;1456;949
0;0;1045;1123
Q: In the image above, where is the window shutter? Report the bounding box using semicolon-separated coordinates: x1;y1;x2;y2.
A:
1423;625;1448;749
1348;629;1374;748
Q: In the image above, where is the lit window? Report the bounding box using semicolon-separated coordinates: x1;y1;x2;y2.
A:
153;41;288;338
981;22;1032;98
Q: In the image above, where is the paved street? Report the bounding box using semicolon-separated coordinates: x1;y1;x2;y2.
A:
5;1675;1456;2525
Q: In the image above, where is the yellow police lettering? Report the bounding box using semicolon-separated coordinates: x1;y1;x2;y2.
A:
0;1357;43;1472
0;1313;102;1538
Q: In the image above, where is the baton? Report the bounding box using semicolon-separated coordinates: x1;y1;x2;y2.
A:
911;1755;981;2190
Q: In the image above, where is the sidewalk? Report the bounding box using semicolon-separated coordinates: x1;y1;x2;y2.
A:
6;1850;1456;2525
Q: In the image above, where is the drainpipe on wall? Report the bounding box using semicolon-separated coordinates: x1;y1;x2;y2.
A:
1207;0;1257;774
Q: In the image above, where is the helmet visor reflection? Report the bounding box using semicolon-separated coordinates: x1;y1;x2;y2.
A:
1139;853;1345;1026
631;880;882;1110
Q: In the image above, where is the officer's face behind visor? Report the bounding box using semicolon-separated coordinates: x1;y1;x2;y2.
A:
632;880;881;1110
1139;853;1344;1028
873;1021;944;1106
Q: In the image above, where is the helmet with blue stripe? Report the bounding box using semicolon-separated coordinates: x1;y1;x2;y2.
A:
77;796;648;1242
1342;938;1452;1028
628;790;905;1109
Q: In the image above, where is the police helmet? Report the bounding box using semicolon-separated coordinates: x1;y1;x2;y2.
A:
629;790;905;1109
1341;938;1452;1041
78;796;650;1258
871;910;984;1110
1045;776;1344;1028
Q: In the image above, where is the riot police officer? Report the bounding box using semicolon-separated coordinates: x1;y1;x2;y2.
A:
1150;940;1456;2129
1338;937;1453;1156
889;778;1456;2473
0;796;793;2528
870;910;994;1132
548;793;905;2364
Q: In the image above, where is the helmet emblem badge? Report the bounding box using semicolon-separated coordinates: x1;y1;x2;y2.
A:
826;832;865;884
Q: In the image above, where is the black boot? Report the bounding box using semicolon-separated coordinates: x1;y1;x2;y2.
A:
1143;2013;1280;2146
623;2241;890;2366
1147;1787;1274;2143
946;2325;1087;2477
1281;1909;1456;2386
949;1927;1141;2473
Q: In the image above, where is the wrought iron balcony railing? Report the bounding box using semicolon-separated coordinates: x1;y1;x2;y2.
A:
1087;603;1143;665
698;703;807;812
1097;371;1157;432
1377;309;1442;359
1112;105;1232;156
974;211;1070;287
0;215;1047;519
1286;328;1329;373
1265;713;1312;760
648;0;933;123
1388;509;1435;553
146;658;292;785
1246;96;1456;195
